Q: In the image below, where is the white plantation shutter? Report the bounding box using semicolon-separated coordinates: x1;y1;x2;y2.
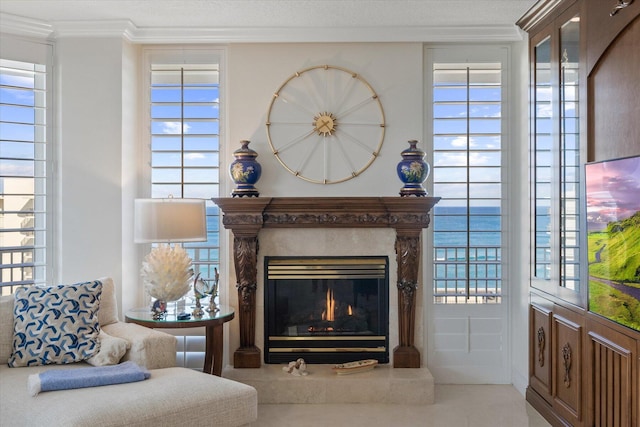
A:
0;37;53;294
431;62;503;304
149;62;220;287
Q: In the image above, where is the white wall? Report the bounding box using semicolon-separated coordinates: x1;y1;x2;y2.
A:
508;37;531;395
42;34;530;388
227;43;425;197
120;40;142;317
56;37;126;302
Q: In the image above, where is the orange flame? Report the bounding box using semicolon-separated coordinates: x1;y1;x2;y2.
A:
326;288;335;322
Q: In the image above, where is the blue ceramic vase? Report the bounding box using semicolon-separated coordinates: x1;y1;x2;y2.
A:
397;139;430;197
230;140;261;197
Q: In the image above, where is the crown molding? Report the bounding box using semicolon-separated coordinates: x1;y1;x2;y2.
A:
1;13;525;43
53;20;137;39
0;13;54;38
129;24;525;43
516;0;564;32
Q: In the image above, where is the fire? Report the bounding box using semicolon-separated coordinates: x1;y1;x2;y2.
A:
321;289;352;321
325;288;335;322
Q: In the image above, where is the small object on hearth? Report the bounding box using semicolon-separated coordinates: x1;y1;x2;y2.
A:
177;312;191;320
332;359;378;375
282;358;308;376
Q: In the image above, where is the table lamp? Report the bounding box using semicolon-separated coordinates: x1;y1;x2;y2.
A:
134;198;207;314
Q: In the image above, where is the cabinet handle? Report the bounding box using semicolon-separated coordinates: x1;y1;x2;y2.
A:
537;327;545;367
562;343;572;388
610;0;634;16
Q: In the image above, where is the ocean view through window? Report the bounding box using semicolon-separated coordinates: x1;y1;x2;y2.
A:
431;62;503;304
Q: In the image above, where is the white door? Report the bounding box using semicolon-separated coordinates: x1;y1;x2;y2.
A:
424;45;511;384
426;296;509;383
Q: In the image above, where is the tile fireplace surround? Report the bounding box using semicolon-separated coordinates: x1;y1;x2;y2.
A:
213;196;439;369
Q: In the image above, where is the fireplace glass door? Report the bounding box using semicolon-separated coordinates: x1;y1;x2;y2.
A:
265;256;389;364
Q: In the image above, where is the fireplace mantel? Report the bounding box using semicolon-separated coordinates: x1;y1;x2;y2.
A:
213;196;440;368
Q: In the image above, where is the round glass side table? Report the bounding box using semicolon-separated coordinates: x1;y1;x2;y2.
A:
125;306;235;376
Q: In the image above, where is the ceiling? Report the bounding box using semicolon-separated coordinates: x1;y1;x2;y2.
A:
0;0;536;31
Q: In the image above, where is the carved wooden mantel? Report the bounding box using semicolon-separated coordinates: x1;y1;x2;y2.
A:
212;196;440;368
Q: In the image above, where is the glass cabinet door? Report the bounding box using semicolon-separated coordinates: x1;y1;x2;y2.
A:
559;14;581;292
530;4;584;306
533;34;552;283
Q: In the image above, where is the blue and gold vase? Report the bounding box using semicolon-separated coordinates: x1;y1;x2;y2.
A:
397;139;430;197
230;140;261;197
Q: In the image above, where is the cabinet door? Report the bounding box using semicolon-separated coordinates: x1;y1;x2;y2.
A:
586;319;636;427
553;307;583;425
529;1;585;308
530;303;553;403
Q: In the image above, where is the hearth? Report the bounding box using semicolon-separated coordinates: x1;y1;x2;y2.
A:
264;256;389;364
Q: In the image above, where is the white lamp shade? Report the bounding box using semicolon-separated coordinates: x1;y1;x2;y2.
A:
134;198;207;243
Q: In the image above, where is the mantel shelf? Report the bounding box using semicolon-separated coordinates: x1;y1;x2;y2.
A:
212;196;440;231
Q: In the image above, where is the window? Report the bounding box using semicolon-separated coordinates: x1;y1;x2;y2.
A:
145;51;222;369
149;63;220;288
0;56;50;295
431;60;504;304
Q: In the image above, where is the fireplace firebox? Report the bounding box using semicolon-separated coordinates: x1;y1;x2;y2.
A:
264;256;389;364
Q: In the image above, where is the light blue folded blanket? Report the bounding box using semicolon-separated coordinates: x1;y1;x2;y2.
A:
27;361;151;396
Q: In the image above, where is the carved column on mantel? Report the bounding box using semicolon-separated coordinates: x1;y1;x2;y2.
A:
212;196;440;368
212;198;271;368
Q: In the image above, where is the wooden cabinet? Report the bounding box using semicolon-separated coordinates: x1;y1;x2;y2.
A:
519;1;640;426
528;300;585;426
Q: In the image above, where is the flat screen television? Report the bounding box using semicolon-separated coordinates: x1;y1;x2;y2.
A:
585;154;640;331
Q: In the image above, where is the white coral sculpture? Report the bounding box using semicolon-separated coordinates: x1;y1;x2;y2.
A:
141;244;193;302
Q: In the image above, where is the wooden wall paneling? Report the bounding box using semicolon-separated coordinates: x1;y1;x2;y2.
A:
553;306;583;425
588;12;640;162
585;0;640;74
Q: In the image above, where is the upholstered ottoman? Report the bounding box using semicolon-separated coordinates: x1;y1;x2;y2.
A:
0;363;257;426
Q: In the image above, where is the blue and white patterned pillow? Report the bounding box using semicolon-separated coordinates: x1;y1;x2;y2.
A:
8;281;103;367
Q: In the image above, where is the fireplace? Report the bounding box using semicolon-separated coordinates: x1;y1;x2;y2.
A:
264;256;389;364
213;196;440;368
